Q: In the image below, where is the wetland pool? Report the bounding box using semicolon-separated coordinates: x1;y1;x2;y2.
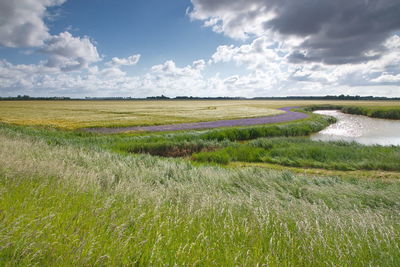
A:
311;110;400;146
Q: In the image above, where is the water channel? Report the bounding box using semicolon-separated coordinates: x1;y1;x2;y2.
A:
311;110;400;146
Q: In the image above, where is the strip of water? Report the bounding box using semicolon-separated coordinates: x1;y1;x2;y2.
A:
311;110;400;146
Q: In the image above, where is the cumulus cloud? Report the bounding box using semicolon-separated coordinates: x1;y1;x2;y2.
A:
2;48;400;98
192;59;206;70
0;1;100;72
0;59;212;97
208;32;400;90
151;60;205;78
1;0;399;97
109;54;141;66
42;32;100;71
190;0;400;65
211;36;281;70
0;0;66;47
102;68;126;78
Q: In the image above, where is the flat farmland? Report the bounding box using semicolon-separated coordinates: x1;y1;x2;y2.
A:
0;100;284;129
1;100;399;129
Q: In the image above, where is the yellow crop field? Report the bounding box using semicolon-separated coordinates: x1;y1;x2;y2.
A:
0;100;399;129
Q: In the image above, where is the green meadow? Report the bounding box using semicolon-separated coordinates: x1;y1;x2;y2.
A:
0;100;400;265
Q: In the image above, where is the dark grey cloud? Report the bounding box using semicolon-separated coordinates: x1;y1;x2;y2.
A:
191;0;400;64
278;0;400;64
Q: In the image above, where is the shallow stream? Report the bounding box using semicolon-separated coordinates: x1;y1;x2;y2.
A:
311;110;400;146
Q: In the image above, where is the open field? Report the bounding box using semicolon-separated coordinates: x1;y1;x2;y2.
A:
1;100;400;129
0;100;284;129
84;106;309;133
0;100;400;265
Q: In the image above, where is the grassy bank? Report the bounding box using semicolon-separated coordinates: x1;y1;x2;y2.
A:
342;106;400;119
1;129;399;265
114;112;334;156
193;138;400;171
0;110;332;158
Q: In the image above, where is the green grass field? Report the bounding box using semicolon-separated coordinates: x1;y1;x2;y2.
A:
0;100;400;265
1;127;399;265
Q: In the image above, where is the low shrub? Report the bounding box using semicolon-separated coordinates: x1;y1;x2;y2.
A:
341;106;368;116
192;149;231;164
116;140;222;157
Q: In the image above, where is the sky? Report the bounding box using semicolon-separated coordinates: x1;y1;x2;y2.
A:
0;0;400;98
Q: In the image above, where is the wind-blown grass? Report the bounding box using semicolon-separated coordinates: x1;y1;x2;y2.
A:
0;129;400;265
1;102;399;265
193;137;400;171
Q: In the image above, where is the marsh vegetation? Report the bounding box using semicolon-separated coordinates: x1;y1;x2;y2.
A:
0;100;399;265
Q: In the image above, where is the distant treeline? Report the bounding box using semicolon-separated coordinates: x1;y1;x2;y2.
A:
0;95;72;100
253;95;400;101
1;94;399;101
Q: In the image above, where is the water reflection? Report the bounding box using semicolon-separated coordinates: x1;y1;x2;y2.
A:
311;110;400;146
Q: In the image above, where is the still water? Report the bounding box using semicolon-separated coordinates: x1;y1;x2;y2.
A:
311;110;400;146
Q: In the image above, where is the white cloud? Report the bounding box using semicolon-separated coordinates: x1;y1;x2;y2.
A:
0;59;210;97
1;51;398;98
189;0;273;40
0;1;100;73
209;33;400;89
0;0;66;47
109;54;141;66
42;32;100;71
192;59;206;70
151;60;204;78
371;74;400;84
100;67;127;78
211;36;282;71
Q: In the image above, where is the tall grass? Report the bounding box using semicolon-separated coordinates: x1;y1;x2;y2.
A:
0;126;400;265
342;106;400;119
115;139;224;157
112;113;334;157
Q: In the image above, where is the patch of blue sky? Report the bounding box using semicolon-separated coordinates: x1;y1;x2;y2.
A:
43;0;241;70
